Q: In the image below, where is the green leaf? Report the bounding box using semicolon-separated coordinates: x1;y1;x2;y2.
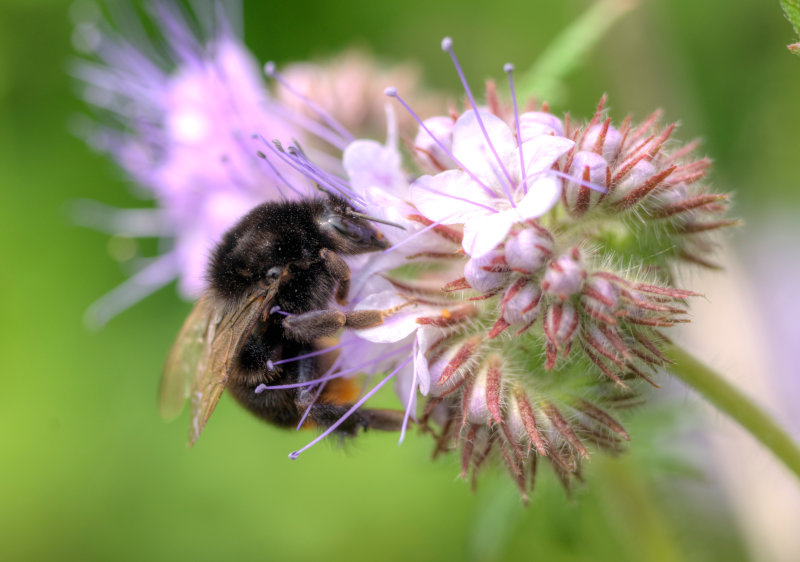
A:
781;0;800;54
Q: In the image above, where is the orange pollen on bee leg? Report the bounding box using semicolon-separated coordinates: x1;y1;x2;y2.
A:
321;377;361;405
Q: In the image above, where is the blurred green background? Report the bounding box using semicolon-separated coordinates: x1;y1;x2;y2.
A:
1;0;798;560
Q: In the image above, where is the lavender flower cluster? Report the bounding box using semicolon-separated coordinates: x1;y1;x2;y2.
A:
76;4;733;499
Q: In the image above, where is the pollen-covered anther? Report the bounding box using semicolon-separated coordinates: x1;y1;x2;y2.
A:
541;249;586;301
505;225;553;274
543;301;580;369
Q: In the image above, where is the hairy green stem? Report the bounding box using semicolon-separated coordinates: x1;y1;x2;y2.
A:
666;343;800;481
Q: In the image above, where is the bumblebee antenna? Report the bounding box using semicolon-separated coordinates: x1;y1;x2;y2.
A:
348;211;407;230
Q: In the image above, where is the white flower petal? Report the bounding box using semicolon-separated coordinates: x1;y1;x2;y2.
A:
414;326;442;396
520;135;574;178
462;210;514;258
515;176;562;219
409;170;495;224
452;110;517;188
393;359;418;412
354;291;422;343
343;139;406;196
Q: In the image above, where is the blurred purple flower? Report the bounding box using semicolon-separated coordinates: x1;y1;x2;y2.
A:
72;2;341;327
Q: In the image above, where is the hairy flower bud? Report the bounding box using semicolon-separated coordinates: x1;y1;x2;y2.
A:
541;250;586;300
519;111;564;140
505;226;553;273
543;301;580;369
464;250;508;293
580;123;623;162
502;282;542;327
563;151;609;216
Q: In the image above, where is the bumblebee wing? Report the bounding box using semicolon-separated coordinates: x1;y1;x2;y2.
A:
187;287;275;446
160;295;216;420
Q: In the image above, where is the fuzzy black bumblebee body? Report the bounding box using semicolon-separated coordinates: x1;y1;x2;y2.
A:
161;195;404;445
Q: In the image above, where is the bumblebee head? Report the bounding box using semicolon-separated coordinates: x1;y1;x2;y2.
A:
318;196;390;254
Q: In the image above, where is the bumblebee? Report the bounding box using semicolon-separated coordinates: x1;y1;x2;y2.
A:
161;195;405;445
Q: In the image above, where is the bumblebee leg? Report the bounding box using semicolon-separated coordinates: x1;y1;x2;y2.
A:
283;309;346;342
283;302;410;341
308;404;406;434
320;248;351;306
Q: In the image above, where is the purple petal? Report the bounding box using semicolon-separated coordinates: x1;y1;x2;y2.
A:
343;139;407;196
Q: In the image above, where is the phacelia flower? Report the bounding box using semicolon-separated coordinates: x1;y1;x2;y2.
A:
72;2;348;326
77;5;737;499
281;37;735;500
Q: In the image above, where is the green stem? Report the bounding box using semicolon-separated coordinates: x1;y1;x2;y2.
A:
516;0;638;103
665;343;800;481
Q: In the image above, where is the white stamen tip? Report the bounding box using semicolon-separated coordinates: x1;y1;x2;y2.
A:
441;37;453;51
384;86;398;97
288;451;300;460
504;62;515;73
263;61;276;76
254;384;267;394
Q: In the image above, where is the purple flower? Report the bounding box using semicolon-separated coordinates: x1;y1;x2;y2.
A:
73;2;341;326
409;109;574;258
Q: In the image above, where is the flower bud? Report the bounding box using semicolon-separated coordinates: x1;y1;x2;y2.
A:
563;151;608;216
466;363;492;425
543;301;580;352
502;282;542;326
609;159;655;204
581;123;623;162
581;276;621;324
464;250;508;293
505;226;553;273
518;111;564;140
541;251;586;300
427;336;483;396
414;116;456;172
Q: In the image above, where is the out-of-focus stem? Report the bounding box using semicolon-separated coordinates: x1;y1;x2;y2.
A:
516;0;639;103
666;343;800;481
